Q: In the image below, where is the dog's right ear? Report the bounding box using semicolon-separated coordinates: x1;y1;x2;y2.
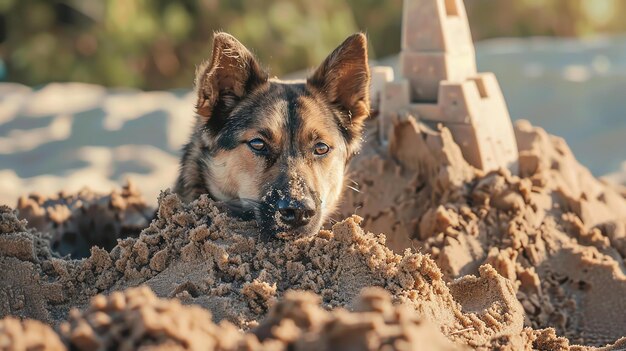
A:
195;32;268;125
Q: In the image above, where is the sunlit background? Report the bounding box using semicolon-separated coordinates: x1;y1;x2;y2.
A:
1;0;625;205
2;0;626;88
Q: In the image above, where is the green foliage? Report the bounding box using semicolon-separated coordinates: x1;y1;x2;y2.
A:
465;0;626;39
0;0;624;89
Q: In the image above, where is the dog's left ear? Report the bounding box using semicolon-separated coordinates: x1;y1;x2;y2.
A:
307;33;370;152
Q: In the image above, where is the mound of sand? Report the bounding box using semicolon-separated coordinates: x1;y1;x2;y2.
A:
0;317;64;351
340;116;626;346
15;180;152;258
0;193;528;348
1;117;626;350
2;286;460;351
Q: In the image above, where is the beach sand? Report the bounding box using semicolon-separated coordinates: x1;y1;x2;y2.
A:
2;114;626;350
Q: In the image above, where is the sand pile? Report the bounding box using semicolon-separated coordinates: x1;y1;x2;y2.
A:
2;286;460;351
340;116;626;346
1;117;626;349
0;190;532;349
0;317;65;351
15;180;152;258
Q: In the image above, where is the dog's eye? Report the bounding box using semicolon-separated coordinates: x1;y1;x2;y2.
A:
313;142;330;156
247;138;267;152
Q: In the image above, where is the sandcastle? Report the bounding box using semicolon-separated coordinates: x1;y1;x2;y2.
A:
371;0;519;173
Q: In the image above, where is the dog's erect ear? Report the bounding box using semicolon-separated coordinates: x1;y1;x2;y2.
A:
307;33;370;151
196;32;268;124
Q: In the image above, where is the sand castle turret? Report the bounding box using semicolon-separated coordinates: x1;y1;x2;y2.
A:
373;0;519;173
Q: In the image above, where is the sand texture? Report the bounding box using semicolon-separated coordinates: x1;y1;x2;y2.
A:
339;117;626;347
1;117;625;350
15;180;152;258
2;285;461;351
0;195;527;349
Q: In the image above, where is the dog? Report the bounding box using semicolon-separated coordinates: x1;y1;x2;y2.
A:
174;32;370;239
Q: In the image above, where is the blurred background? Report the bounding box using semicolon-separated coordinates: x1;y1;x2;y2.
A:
3;0;626;88
1;0;625;205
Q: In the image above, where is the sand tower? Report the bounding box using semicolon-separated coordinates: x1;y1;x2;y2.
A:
372;0;518;173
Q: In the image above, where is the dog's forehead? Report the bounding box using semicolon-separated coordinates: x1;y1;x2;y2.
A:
228;81;340;137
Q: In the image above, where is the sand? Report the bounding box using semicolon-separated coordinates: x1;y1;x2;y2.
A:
15;180;153;258
1;116;626;350
0;83;195;208
0;194;526;349
339;117;626;346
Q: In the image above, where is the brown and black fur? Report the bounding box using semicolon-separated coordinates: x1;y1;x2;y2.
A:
175;32;370;239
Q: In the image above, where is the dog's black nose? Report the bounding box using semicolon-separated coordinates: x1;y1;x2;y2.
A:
276;199;315;227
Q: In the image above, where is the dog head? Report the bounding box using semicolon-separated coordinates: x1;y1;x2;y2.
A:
185;32;370;239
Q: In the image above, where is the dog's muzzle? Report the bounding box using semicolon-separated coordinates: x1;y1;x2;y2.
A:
258;185;321;239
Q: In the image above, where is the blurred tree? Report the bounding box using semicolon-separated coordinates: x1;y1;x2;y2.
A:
465;0;626;39
0;0;363;89
0;0;624;89
347;0;403;63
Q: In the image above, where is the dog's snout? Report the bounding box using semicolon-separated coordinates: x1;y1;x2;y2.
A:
276;199;315;228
